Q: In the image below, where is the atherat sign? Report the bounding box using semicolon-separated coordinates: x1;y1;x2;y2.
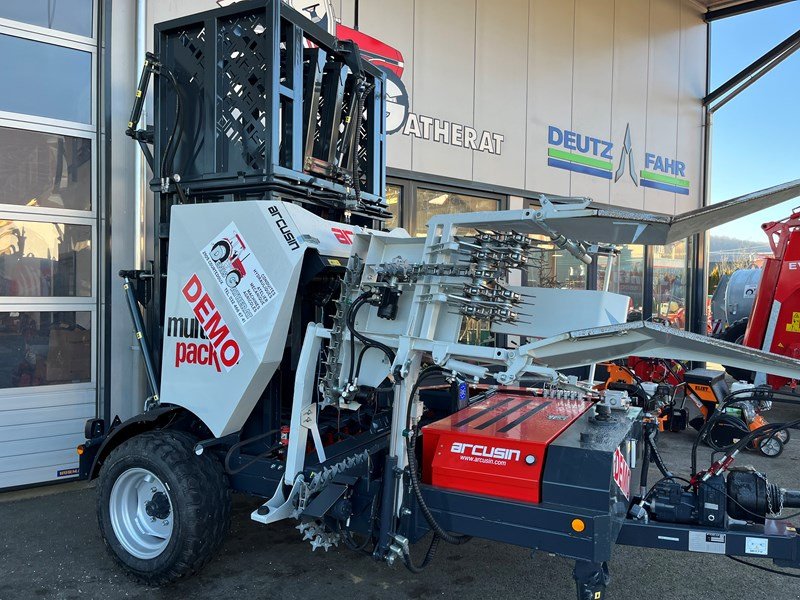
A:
400;114;505;155
546;124;691;196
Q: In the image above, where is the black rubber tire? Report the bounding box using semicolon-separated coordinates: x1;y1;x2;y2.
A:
757;436;784;458
96;430;231;585
211;240;231;262
719;318;754;383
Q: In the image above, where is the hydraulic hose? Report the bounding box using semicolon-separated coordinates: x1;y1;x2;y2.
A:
403;366;472;546
160;66;183;182
645;426;673;479
351;82;375;208
402;534;440;573
346;292;396;382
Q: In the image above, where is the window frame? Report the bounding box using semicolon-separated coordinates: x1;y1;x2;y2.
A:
0;210;96;304
0;23;97;132
0;0;96;45
387;176;506;235
0;305;96;395
0;119;96;219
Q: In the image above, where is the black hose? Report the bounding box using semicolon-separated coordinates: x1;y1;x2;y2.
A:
159;66;183;182
690;387;777;475
346;292;396;383
351;81;374;208
402;534;441;573
645;426;673;479
403;366;472;546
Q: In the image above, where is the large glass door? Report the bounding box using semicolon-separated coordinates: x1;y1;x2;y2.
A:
0;2;97;489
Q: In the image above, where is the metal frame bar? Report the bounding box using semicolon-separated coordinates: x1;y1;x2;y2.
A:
705;0;795;21
703;28;800;109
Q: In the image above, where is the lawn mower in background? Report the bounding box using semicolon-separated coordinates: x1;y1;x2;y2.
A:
602;360;789;456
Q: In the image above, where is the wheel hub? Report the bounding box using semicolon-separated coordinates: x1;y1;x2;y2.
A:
145;491;171;520
109;467;174;559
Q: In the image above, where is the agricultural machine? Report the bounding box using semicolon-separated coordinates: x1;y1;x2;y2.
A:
77;2;800;598
713;207;800;387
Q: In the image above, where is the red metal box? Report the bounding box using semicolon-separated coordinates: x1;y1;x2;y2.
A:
422;392;590;503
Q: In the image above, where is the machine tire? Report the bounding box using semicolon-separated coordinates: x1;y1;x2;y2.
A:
96;430;231;585
719;318;754;383
757;436;784;458
211;240;231;262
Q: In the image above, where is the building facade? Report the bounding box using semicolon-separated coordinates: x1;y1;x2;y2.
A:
0;0;714;489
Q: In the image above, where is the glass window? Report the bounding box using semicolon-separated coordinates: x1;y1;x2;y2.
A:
598;245;645;320
414;188;498;237
385;184;401;230
0;310;91;388
0;34;92;124
652;240;688;329
0;127;91;211
0;220;91;297
526;236;587;290
0;1;93;37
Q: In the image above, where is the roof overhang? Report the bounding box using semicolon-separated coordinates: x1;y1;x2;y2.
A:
700;0;796;21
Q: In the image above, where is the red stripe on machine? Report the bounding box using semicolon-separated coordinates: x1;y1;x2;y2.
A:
182;274;241;370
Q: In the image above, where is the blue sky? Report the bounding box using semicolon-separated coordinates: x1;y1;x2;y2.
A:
709;2;800;242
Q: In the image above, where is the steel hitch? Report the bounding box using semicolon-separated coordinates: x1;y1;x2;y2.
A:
573;561;610;600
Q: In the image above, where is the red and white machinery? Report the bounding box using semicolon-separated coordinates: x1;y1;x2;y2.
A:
738;208;800;388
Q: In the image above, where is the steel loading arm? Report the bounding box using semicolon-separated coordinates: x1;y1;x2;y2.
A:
476;179;800;263
408;321;800;386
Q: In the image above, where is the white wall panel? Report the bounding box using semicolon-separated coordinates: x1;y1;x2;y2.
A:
570;0;614;203
610;0;650;210
643;0;680;213
410;0;476;180
676;0;706;213
358;0;414;171
472;0;528;189
525;0;575;194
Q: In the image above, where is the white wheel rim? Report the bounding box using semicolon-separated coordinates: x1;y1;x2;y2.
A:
109;467;174;559
760;437;781;456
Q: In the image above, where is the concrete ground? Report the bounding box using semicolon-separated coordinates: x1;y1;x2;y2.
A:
2;404;799;600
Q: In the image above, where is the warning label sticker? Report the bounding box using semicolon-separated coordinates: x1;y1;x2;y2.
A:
688;531;726;554
786;311;800;333
201;222;277;325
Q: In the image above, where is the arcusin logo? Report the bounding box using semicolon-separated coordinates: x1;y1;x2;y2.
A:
547;123;690;196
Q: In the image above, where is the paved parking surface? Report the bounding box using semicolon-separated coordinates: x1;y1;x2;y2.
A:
2;404;799;600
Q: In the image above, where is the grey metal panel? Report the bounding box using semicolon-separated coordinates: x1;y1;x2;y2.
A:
570;0;614;205
666;179;800;242
609;0;650;210
0;395;95;488
111;0;146;426
411;0;476;180
472;0;528;189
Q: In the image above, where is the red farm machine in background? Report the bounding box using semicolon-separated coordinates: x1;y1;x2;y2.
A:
718;208;800;387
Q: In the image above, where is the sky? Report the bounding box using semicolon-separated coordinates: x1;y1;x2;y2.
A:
709;1;800;242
